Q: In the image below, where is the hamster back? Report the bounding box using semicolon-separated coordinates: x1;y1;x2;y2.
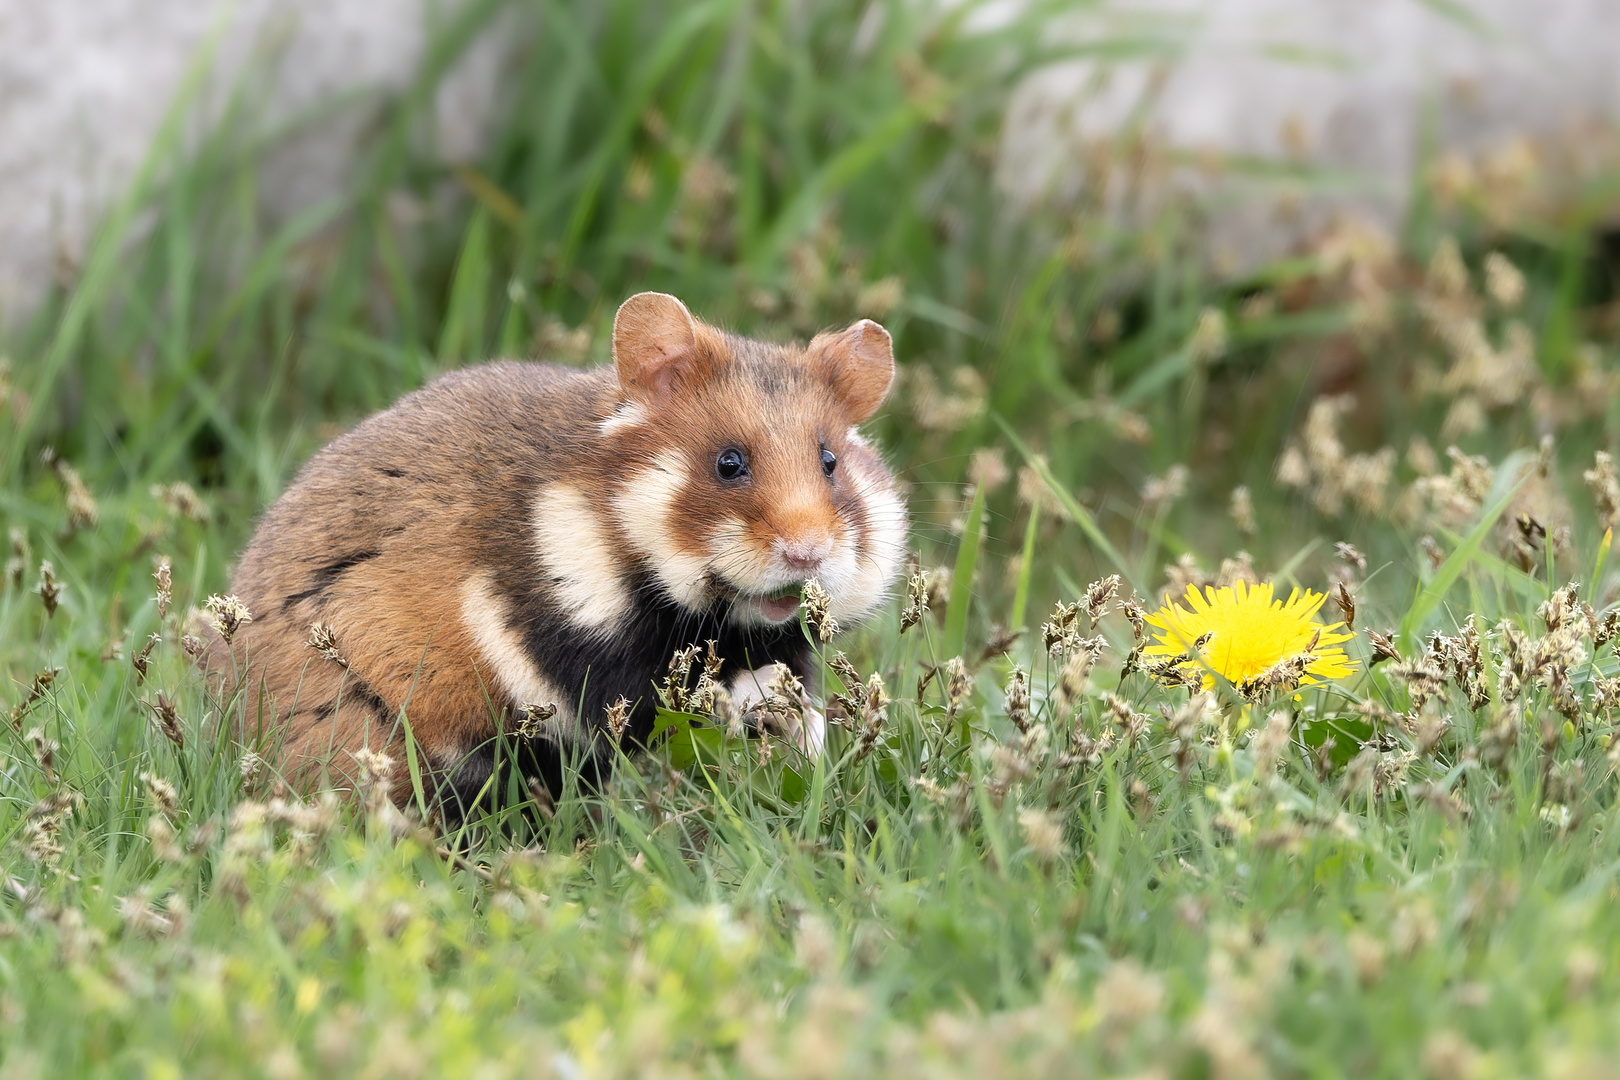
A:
208;292;908;812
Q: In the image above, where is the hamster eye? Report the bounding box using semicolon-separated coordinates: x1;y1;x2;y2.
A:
715;447;749;482
820;448;837;477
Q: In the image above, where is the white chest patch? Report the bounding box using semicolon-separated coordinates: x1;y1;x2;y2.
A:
459;574;578;740
532;483;633;631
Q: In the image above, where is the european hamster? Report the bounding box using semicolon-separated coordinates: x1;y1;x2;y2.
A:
207;292;908;813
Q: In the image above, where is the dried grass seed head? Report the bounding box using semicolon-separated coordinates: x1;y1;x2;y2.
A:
1055;636;1106;710
1188;306;1229;365
9;666;61;728
1277;396;1396;516
944;657;971;713
42;447;99;533
131;633;161;684
238;750;265;787
4;527;26;590
153;558;173;619
801;577;839;641
604;697;632;743
1425;236;1472;301
147;693;185;749
514;702;557;740
25;727;57;779
1217;551;1259;589
899;567;929;634
350;748;396;793
1041;599;1084;655
1017;807;1065;864
1003;666;1031;734
1332;582;1356;631
1482;251;1526;310
147;816;184;863
966;447;1009;492
660;644;701;709
35;561;61;617
305;623;347;667
1084;574;1121;622
1016;460;1065;516
152;481;209;523
855;673;889;760
1230;485;1257;536
1583;451;1620;529
22;793;76;866
205;594;253;644
141;772;180;819
1251;710;1293;780
1141;464;1189;510
907;364;985;431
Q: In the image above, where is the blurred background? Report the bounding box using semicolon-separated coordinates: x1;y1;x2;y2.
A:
5;0;1620;621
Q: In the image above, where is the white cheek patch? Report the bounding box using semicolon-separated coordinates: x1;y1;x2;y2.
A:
597;400;649;437
821;432;908;627
532;483;632;632
710;517;778;595
459;574;579;741
614;450;712;608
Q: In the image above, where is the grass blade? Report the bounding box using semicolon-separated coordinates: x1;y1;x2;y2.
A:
995;413;1144;595
1010;502;1040;630
1397;468;1527;649
943;482;985;659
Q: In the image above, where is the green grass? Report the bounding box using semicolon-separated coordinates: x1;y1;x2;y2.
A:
6;0;1620;1075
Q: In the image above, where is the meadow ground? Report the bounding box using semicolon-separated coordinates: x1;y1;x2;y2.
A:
5;2;1620;1076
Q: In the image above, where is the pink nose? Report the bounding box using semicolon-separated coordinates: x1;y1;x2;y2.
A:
778;537;831;570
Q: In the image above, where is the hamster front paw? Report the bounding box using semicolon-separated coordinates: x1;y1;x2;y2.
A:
728;664;824;756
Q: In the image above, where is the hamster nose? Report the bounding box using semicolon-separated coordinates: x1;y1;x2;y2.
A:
777;536;832;571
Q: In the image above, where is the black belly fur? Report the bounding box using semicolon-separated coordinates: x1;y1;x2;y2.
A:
435;566;811;825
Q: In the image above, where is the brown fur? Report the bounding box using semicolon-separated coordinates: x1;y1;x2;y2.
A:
206;293;904;807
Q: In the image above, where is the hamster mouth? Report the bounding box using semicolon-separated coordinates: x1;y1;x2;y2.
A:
718;580;803;624
758;583;803;623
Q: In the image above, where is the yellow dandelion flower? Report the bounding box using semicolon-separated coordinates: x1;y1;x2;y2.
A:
1144;580;1357;689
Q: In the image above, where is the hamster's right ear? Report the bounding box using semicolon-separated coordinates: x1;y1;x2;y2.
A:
612;292;703;404
807;319;895;423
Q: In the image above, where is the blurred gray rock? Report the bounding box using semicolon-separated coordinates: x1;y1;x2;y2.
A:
0;0;502;324
1001;0;1620;271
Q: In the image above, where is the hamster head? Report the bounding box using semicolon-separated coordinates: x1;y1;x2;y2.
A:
601;291;908;629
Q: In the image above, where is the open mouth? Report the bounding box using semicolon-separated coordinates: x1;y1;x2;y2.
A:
711;579;808;624
759;582;803;623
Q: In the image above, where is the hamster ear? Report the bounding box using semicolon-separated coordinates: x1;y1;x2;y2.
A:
612;292;701;403
807;319;895;422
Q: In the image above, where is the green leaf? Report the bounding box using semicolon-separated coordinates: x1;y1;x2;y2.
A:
649;709;722;771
